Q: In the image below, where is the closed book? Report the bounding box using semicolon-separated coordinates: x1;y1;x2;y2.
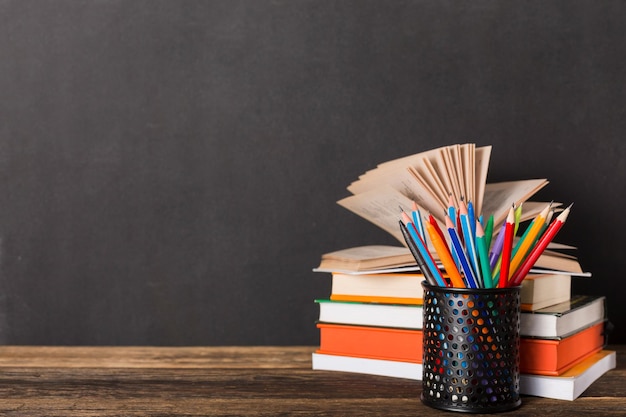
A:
519;321;606;375
520;273;571;311
317;323;423;363
312;350;616;401
520;295;606;338
316;299;423;329
324;272;569;307
312;351;422;380
316;294;593;339
520;350;617;400
316;246;415;272
329;272;425;305
317;322;606;375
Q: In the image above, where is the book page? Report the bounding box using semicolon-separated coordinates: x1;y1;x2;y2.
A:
440;146;462;204
346;168;443;214
351;147;442;189
374;147;442;170
442;145;466;202
406;165;448;210
420;157;451;208
481;179;549;225
460;143;474;204
451;145;466;201
337;186;430;245
321;245;413;261
474;146;492;215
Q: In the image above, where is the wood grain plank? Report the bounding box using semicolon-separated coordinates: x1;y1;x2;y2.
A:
0;345;621;416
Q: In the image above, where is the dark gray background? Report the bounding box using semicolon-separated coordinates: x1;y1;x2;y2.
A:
0;1;624;345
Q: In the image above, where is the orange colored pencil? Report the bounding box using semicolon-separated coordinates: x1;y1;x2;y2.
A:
425;222;466;288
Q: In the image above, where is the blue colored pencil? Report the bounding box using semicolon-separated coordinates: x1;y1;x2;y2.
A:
402;213;447;287
445;215;479;288
460;212;482;287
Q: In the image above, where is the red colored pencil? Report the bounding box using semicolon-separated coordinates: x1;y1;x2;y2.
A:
498;206;515;288
428;213;448;250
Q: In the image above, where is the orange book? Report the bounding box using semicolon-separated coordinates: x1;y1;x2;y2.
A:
317;323;423;363
317;321;606;375
519;321;606;376
330;294;423;304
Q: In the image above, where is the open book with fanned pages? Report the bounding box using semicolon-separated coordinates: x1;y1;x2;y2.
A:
317;143;585;276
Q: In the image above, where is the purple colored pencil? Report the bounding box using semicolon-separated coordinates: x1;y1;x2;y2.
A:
489;220;507;268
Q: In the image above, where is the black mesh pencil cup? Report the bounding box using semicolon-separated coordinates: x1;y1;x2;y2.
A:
421;282;522;413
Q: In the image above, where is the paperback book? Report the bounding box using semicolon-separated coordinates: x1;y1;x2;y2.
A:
318;272;572;311
312;350;617;401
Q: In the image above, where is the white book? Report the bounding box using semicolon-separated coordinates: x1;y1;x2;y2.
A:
312;350;616;401
519;350;616;401
312;352;422;380
316;299;422;329
519;295;606;338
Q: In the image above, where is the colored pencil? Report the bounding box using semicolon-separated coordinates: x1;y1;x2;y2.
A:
498;206;515;288
411;201;426;239
532;208;554;247
446;197;461;270
484;214;494;251
459;203;482;287
445;215;479;289
447;193;456;224
457;197;466;246
426;222;466;288
467;200;477;241
428;213;448;250
401;212;447;287
475;220;493;288
492;206;532;280
489;219;507;269
508;204;551;281
514;203;523;235
398;220;439;286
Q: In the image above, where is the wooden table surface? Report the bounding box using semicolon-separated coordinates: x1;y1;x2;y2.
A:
0;345;623;416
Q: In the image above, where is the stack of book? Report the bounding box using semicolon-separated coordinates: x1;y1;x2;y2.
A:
312;144;615;401
312;268;614;400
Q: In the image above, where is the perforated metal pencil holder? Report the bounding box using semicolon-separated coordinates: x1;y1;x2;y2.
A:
421;282;522;413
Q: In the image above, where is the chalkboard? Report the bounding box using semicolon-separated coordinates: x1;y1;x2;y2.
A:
0;1;624;345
